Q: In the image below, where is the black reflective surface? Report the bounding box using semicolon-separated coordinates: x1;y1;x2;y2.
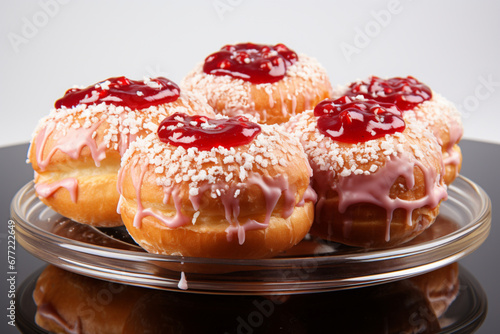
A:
16;264;486;333
1;140;499;333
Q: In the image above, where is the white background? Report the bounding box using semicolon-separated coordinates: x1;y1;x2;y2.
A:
1;0;499;147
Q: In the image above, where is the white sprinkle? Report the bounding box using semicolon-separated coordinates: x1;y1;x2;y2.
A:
189;187;199;196
192;211;200;225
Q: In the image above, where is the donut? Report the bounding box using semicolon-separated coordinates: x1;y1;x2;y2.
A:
281;268;454;333
33;265;143;334
32;265;296;333
181;42;332;125
32;263;458;334
407;262;459;318
336;76;463;184
118;112;316;258
286;95;448;247
28;76;214;227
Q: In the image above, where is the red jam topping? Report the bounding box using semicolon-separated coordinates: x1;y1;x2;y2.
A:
314;96;405;143
158;113;261;151
55;76;180;109
203;43;298;84
345;76;432;111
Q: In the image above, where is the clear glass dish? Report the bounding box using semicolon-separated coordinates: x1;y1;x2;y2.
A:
11;175;491;295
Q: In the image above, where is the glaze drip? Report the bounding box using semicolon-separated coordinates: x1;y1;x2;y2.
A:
223;174;297;245
125;164;312;246
37;303;82;334
35;178;78;203
178;271;188;290
314;153;447;241
130;161;190;229
34;120;107;171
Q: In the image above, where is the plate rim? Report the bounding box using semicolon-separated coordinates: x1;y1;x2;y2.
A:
11;175;492;293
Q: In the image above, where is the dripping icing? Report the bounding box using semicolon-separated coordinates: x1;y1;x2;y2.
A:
35;120;107;171
127;164;313;246
35;178;78;203
314;153;447;241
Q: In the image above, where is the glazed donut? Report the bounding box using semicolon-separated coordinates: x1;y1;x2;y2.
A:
336;76;463;185
286;96;448;248
28;76;214;227
181;42;332;125
118;113;315;258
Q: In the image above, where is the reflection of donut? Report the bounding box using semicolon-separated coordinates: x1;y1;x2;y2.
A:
33;265;143;334
28;76;213;226
286;96;448;247
337;76;463;185
51;217;141;251
33;265;300;334
281;270;447;333
118;113;315;258
32;264;459;333
408;262;460;318
182;42;332;124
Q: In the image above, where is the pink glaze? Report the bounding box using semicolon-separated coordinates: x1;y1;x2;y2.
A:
190;173;313;245
443;120;463;171
178;271;188;290
315;153;448;242
130;161;190;229
34;120;107;171
117;130;138;157
297;185;317;206
222;174;298;245
116;195;123;214
38;303;82;334
448;120;464;150
124;161;314;245
443;148;461;168
278;87;288;117
291;94;298;116
35;178;78;203
187;174;296;245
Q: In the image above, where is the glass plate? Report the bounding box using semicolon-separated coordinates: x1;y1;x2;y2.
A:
11;175;491;295
15;264;487;333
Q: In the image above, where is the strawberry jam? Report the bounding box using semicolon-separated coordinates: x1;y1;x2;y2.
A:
345;76;432;111
314;96;405;143
203;43;298;84
55;76;180;109
158;113;261;151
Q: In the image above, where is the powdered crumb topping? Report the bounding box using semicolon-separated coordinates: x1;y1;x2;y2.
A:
30;92;214;156
181;54;331;121
122;116;310;198
286;107;441;179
